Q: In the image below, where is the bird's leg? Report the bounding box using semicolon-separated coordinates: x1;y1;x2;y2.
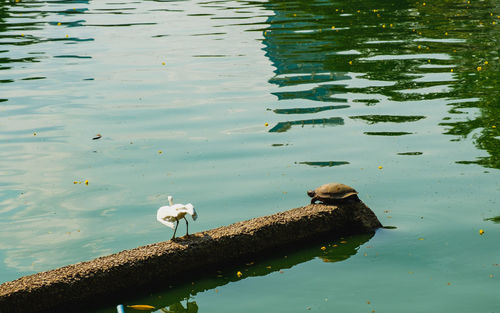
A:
184;216;189;236
171;220;179;239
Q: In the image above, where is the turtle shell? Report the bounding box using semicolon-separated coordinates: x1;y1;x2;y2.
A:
314;183;358;199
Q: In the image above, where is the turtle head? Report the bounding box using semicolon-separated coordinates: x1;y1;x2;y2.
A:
307;190;315;197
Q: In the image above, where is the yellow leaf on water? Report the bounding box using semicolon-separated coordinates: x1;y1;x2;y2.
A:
127;304;156;310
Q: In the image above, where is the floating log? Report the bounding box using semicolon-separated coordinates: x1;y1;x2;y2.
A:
0;200;381;313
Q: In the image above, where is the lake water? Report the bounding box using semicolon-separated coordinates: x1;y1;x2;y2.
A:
1;0;499;312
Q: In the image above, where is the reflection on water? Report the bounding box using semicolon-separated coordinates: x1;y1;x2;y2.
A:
268;117;344;132
262;0;499;167
296;161;350;167
363;131;413;136
349;115;426;124
485;215;500;223
0;1;499;312
97;234;373;313
159;298;198;313
272;104;349;114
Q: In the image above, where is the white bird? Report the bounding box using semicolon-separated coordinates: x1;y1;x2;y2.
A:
157;196;198;239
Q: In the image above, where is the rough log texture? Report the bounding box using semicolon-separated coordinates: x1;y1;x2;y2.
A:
0;201;381;313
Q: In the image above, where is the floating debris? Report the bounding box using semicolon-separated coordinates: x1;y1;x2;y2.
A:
479;229;484;235
127;304;156;310
92;134;102;140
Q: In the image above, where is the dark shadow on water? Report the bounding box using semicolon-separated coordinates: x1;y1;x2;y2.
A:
363;131;413;136
273;104;349;114
269;117;344;133
350;115;426;124
158;299;199;313
296;161;350;167
484;216;500;224
88;233;375;313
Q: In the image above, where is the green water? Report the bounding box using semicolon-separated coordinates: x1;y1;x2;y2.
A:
1;0;499;311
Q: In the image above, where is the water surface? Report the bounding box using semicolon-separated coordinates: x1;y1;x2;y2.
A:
0;0;499;312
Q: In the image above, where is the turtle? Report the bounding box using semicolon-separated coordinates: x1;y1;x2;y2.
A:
307;183;359;204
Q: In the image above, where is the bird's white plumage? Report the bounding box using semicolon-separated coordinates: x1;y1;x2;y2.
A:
156;196;197;230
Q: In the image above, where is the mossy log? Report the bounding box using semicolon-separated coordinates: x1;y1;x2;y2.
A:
0;200;381;313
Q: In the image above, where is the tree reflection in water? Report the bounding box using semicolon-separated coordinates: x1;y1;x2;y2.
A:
260;0;499;169
120;234;375;313
160;298;198;313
